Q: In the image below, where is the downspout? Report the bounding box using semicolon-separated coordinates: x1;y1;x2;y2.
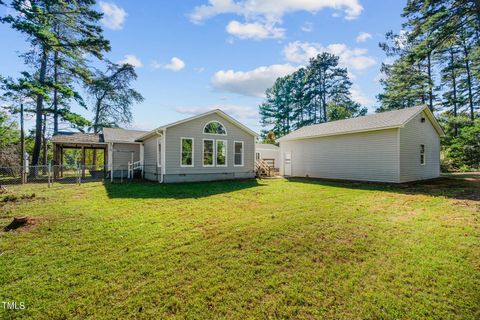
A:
160;128;166;183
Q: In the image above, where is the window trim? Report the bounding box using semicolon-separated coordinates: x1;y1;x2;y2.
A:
216;139;227;167
180;137;194;168
202;138;215;167
420;144;426;166
203;120;227;136
234;141;244;167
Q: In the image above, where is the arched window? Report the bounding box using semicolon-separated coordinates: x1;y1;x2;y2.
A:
204;121;227;135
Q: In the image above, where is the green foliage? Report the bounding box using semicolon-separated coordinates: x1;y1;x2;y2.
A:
443;120;480;171
0;111;20;166
260;53;365;138
88;63;144;133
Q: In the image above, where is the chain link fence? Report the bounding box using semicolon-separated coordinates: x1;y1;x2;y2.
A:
0;164;153;187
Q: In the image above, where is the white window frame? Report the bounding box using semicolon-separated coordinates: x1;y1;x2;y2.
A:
420;144;426;166
234;141;244;167
202;139;215;167
180;137;194;168
203;120;227;136
216;140;227;167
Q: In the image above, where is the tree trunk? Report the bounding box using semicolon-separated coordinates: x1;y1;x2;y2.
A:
42;113;48;174
53;50;59;135
427;52;434;111
450;49;458;136
31;47;49;167
462;42;475;121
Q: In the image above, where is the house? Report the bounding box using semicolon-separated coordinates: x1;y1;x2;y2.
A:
255;144;280;170
52;109;257;183
135;109;257;183
277;105;445;183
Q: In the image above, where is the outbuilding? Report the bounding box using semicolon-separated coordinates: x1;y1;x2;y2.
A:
277;105;445;183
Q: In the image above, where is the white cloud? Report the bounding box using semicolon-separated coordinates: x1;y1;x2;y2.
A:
283;41;376;72
189;0;363;23
212;64;298;97
301;22;313;32
350;85;373;106
151;57;186;71
356;32;372;43
117;54;143;68
164;57;186;71
226;20;285;40
100;2;127;30
176;105;258;120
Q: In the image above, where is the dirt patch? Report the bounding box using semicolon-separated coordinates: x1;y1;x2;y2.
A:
3;216;41;232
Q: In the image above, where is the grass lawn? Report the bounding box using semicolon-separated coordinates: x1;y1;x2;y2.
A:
0;176;479;319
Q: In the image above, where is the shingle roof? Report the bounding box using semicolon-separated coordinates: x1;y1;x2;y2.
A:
255;143;279;150
103;128;148;143
51;132;104;144
278;105;442;142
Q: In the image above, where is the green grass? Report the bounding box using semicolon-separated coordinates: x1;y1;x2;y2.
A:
0;176;479;319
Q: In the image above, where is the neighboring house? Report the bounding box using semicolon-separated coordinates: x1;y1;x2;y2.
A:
278;105;445;183
52;109;257;183
136;109;257;183
255;144;280;170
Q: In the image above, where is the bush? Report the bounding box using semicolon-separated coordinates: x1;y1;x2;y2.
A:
442;120;480;172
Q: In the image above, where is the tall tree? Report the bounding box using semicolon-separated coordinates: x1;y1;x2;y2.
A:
88;63;144;133
259;52;364;138
0;0;110;166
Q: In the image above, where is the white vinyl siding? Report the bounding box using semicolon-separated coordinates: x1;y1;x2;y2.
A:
280;129;400;183
399;111;440;182
112;143;140;170
163;113;255;175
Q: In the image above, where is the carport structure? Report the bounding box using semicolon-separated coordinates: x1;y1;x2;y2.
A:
51;132;107;179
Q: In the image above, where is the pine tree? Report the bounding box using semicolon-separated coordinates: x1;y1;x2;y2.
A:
0;0;110;166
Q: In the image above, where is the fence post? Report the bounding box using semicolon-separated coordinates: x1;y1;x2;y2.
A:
79;165;82;185
48;163;52;188
121;169;123;183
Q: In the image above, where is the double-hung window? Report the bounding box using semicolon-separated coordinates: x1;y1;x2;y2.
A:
216;140;227;167
181;138;194;167
203;139;214;167
234;141;244;166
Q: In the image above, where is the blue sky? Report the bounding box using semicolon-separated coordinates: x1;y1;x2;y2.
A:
0;0;406;133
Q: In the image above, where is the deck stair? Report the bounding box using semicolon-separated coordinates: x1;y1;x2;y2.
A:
255;159;275;177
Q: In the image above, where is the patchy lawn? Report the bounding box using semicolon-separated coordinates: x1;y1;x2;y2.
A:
0;176;479;319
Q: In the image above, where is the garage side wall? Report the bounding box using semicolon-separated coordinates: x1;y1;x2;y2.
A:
399;111;441;182
279;129;400;183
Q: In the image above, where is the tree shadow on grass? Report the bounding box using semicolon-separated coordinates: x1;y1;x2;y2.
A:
286;173;480;202
104;178;264;199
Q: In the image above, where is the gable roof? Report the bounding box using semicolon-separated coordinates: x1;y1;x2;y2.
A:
255;143;279;150
277;105;445;142
103;128;148;143
136;109;258;141
52;132;104;144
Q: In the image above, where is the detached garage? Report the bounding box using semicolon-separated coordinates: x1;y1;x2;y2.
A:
278;105;445;183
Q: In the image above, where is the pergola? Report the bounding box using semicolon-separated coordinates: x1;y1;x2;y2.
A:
51;132;108;178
